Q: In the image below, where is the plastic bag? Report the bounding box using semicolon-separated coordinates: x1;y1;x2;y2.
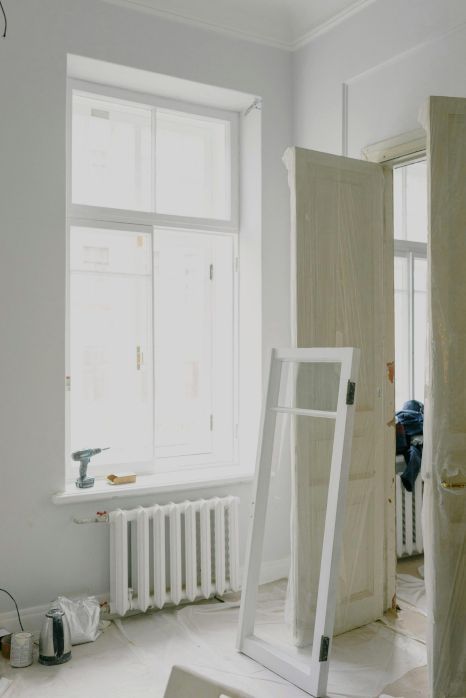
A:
56;596;101;645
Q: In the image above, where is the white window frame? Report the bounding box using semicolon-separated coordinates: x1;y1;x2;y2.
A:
67;79;239;231
238;347;360;698
365;135;428;406
394;237;427;402
66;80;240;483
392;154;428;403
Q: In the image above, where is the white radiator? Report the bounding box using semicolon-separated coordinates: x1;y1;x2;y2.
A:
396;473;423;557
109;496;240;616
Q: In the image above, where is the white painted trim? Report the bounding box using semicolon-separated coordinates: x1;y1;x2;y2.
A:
53;468;254;504
99;0;378;53
256;558;290;586
0;558;287;635
68;54;257;113
362;129;426;164
99;0;292;51
0;594;109;634
68;78;240;232
292;0;377;50
341;82;349;157
237;347;360;697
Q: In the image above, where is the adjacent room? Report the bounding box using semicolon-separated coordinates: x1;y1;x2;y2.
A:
0;1;465;697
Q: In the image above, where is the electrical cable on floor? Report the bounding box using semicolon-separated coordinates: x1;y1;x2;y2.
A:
0;1;6;37
0;588;24;631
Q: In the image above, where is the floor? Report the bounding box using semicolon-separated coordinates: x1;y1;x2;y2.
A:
0;570;427;698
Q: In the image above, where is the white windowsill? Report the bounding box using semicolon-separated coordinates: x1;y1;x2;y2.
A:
52;466;254;505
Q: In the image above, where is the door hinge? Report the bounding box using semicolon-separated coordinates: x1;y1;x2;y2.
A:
209;263;214;281
210;414;214;431
319;635;330;662
346;380;356;405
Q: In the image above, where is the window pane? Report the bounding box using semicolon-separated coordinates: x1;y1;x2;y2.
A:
413;257;427;402
72;93;152;211
155;109;230;220
154;228;234;462
393;161;427;242
394;255;410;409
277;362;341;412
70;227;153;466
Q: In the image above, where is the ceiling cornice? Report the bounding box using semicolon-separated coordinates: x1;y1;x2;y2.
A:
100;0;377;52
291;0;377;51
99;0;293;50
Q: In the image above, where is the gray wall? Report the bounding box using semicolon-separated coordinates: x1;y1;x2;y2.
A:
293;0;466;157
0;0;292;612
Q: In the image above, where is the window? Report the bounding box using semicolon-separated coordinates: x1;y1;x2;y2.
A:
393;160;427;409
67;82;239;477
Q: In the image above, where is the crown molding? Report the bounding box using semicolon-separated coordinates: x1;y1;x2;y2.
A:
100;0;376;52
291;0;377;50
99;0;293;51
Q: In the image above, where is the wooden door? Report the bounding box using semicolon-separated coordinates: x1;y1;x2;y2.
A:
284;147;395;641
423;96;466;698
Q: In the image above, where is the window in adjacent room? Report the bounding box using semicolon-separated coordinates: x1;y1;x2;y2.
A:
67;83;239;477
393;159;427;409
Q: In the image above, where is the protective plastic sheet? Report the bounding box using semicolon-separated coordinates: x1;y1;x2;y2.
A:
396;574;427;616
0;584;426;698
421;96;466;698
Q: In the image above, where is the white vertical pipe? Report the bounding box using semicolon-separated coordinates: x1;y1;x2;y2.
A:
153;505;166;609
185;502;197;601
396;475;404;558
341;82;349;157
200;500;211;598
169;503;182;606
414;476;423;553
109;510;129;616
228;497;240;591
405;490;413;556
215;497;226;595
136;507;150;611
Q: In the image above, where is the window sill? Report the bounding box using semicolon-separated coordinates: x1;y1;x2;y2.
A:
52;465;254;505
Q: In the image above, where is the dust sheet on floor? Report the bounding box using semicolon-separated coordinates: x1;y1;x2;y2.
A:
0;581;426;698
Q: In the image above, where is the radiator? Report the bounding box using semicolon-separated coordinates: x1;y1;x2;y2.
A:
396;473;424;557
109;496;240;616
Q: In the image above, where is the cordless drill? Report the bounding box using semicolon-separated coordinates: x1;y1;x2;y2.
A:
72;447;110;489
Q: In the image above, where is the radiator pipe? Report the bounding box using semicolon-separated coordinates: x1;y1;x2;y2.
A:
73;512;109;524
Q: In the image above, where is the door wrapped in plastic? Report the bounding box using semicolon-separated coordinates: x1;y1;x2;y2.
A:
422;96;466;698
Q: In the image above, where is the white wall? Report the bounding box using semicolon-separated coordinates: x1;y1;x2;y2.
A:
0;0;292;614
293;0;466;157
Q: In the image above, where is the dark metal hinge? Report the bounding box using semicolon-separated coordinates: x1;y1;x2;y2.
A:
346;380;356;405
319;635;330;662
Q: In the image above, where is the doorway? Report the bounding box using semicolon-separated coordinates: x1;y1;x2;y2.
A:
392;157;427;619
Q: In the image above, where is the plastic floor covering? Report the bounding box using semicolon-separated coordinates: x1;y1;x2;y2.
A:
0;580;427;698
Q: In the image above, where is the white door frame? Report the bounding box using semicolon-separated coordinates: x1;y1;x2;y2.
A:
237;347;360;698
363;131;427;608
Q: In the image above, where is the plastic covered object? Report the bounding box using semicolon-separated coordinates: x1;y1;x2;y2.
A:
420;96;466;698
283;146;394;646
56;596;101;645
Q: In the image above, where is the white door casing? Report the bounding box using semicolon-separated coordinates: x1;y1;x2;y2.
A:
284;147;395;640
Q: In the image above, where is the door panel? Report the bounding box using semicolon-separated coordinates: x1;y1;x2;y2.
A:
285;147;394;641
423;96;466;698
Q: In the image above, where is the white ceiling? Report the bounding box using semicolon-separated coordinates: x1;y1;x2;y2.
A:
103;0;375;50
